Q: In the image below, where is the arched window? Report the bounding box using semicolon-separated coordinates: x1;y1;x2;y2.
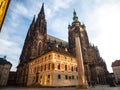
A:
38;42;42;56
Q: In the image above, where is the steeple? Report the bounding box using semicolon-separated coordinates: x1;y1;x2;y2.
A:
40;3;44;14
38;3;45;18
72;9;80;26
73;9;78;22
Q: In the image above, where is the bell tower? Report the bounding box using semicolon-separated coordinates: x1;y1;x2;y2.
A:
68;10;89;57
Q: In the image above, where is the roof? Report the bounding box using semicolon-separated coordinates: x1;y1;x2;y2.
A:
47;34;68;47
0;57;12;65
112;60;120;67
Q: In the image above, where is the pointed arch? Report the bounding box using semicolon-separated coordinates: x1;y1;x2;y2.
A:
37;41;42;56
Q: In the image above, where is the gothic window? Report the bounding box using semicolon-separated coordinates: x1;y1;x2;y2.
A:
38;42;42;56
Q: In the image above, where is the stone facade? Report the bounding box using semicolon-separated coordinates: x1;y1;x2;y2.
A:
16;3;108;86
0;57;12;86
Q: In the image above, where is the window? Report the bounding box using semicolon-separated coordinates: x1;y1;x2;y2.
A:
37;42;41;55
65;65;67;71
72;75;74;80
58;54;60;58
44;64;46;71
65;75;68;80
48;75;50;78
41;65;43;71
71;66;73;71
52;63;54;70
77;76;78;80
48;63;50;70
58;74;61;79
58;63;60;70
76;67;78;72
49;55;51;58
69;76;71;80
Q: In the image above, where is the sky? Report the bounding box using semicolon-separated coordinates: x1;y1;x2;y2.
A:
0;0;120;72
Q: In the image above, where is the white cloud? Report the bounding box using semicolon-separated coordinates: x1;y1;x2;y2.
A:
86;1;120;72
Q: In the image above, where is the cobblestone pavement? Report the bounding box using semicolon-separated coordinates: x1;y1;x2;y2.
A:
0;85;120;90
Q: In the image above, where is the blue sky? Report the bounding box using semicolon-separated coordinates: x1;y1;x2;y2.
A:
0;0;120;72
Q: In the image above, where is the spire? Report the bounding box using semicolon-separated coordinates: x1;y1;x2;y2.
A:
73;9;78;22
40;3;44;14
37;3;45;20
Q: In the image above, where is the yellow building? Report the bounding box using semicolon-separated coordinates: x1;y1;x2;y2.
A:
27;51;78;86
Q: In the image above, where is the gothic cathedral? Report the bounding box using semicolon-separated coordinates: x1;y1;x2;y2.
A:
16;3;108;87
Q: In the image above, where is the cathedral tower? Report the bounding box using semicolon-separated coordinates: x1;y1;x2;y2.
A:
16;4;47;85
68;10;89;57
19;3;47;64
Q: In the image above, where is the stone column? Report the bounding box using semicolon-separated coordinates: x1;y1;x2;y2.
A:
75;34;88;89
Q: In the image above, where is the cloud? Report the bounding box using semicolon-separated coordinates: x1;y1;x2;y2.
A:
86;1;120;72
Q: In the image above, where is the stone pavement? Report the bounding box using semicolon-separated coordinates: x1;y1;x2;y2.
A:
0;85;120;90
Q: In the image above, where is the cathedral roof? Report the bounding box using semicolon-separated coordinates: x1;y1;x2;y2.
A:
47;34;68;47
112;60;120;67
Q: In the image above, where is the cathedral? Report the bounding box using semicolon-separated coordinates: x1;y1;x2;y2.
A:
16;3;108;87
